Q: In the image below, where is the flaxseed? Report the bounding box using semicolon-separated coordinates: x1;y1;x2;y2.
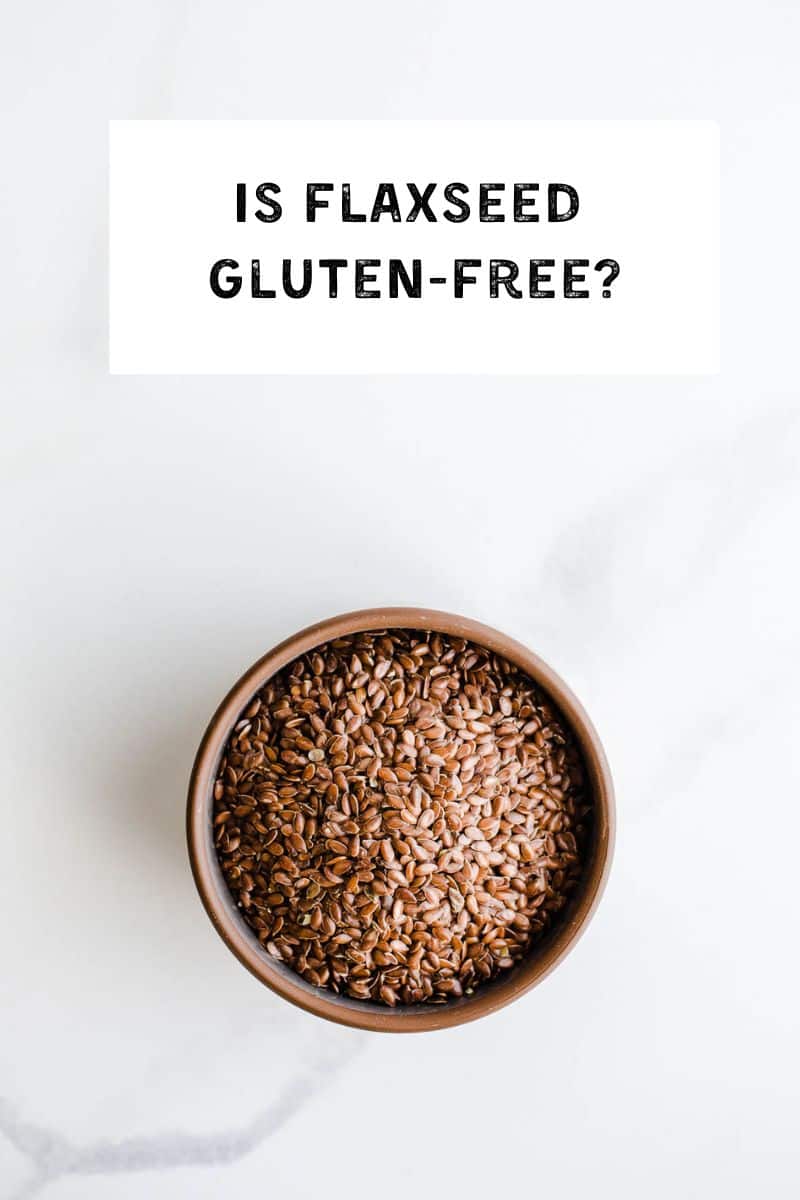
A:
213;630;591;1006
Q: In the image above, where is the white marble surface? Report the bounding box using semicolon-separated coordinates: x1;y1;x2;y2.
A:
2;2;799;1197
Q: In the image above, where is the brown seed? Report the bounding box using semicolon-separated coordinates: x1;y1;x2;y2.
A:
213;629;590;1008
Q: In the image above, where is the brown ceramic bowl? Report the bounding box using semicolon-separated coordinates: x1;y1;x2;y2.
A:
187;607;614;1032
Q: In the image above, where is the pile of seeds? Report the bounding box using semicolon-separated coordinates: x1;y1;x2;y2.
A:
213;630;592;1006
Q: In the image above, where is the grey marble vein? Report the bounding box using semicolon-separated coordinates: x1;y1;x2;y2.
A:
0;1038;363;1199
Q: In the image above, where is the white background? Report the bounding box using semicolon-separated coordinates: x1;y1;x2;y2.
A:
110;120;718;374
1;2;799;1198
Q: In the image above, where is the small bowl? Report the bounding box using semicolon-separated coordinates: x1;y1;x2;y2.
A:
187;608;614;1032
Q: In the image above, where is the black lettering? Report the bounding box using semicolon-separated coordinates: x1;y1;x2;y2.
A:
236;183;246;222
454;259;481;298
254;182;282;223
389;259;421;298
479;183;505;221
355;259;380;297
342;184;367;222
319;258;348;298
548;183;579;222
307;183;333;221
209;259;242;297
490;260;522;298
371;183;401;222
529;259;555;298
406;183;437;221
513;183;539;222
251;260;276;298
443;182;470;223
564;259;590;298
283;259;312;298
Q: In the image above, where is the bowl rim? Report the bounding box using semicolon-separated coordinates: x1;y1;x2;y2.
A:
187;606;615;1032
